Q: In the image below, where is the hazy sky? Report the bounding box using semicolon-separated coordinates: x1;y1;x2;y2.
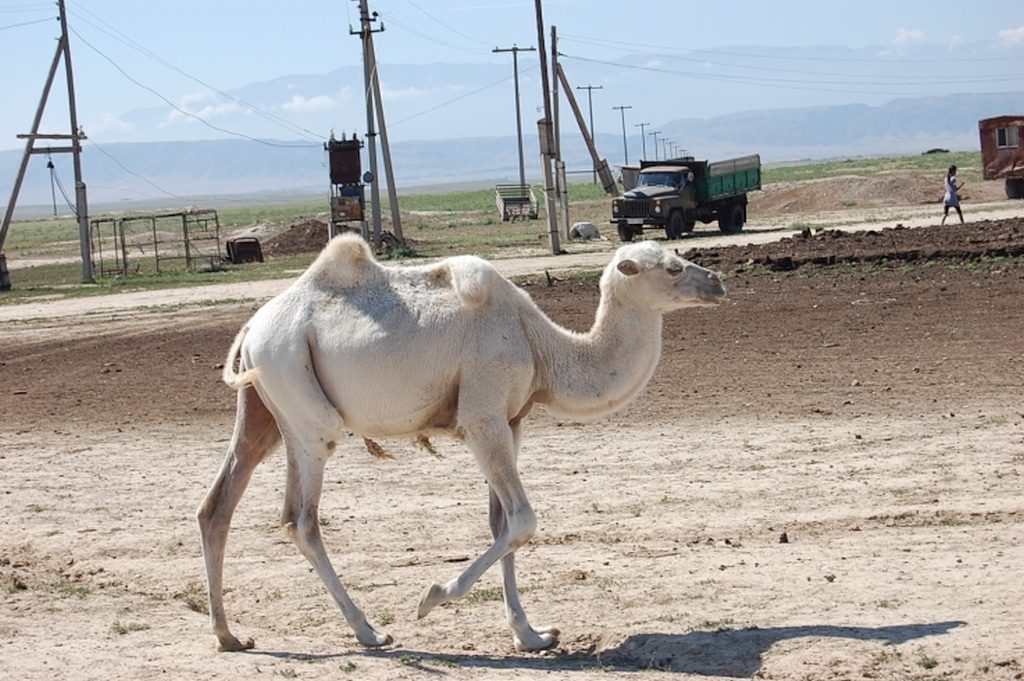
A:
2;0;1023;150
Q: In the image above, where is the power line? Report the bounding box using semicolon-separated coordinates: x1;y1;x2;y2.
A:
388;68;526;127
67;3;323;142
560;34;1023;82
69;26;320;149
559;52;1024;96
85;138;191;202
86;137;253;204
50;164;79;215
400;0;493;48
378;9;491;55
559;32;1024;64
0;3;52;13
0;16;53;30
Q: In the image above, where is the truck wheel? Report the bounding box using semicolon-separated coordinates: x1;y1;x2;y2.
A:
1006;178;1024;199
617;223;635;242
666;211;685;239
718;203;745;234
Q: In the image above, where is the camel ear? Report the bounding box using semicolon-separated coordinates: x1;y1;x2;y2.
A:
617;259;641;276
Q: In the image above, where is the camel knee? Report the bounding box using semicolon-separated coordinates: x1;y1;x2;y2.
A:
506;506;537;550
282;508;320;553
196;501;213;529
196;499;227;542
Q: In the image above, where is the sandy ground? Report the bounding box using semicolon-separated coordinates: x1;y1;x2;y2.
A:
1;209;1023;680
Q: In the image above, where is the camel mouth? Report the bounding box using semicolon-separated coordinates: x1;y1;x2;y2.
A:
697;290;729;305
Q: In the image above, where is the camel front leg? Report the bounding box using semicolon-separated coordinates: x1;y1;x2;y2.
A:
416;417;557;651
489;487;560;651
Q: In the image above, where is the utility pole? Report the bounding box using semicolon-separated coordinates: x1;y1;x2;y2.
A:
366;36;402;243
550;26;570;241
649;130;661;161
635;122;650;161
612;105;632;165
661;138;670;160
1;0;92;285
533;0;560;254
556;64;616;197
575;84;602;183
493;44;535;192
351;0;384;248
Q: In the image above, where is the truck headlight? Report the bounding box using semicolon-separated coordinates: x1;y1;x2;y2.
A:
612;203;619;214
654;202;662;215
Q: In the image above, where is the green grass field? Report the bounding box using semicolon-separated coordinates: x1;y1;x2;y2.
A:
0;151;986;304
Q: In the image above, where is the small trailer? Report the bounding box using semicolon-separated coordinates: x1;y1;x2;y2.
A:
495;183;538;221
979;116;1024;199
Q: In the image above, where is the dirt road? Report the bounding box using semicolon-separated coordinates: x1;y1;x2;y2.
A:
1;217;1022;680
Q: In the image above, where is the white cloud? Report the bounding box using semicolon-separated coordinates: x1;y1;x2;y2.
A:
88;113;134;136
946;34;963;48
282;94;338;112
380;85;427;101
165;100;242;125
999;26;1024;46
893;28;926;45
177;91;216;108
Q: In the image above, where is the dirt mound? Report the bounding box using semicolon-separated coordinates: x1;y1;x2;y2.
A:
261;219;331;255
684;217;1024;272
262;220;409;256
750;173;1004;215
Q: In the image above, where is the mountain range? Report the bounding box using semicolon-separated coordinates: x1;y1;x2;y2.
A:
2;90;1021;216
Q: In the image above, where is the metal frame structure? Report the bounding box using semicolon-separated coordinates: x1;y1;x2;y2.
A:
89;209;222;277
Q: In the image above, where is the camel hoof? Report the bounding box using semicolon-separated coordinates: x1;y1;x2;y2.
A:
417;582;446;619
514;626;560;652
217;635;255;652
358;629;394;648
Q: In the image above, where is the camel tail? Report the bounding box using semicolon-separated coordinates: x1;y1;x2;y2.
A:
222;324;261;390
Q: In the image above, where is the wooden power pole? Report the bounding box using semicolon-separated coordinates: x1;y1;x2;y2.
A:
350;0;402;248
533;0;560;254
1;0;93;285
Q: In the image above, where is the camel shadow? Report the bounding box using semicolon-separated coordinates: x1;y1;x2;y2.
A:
328;620;965;677
585;621;965;676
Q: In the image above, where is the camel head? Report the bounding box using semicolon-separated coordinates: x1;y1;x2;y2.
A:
601;240;727;312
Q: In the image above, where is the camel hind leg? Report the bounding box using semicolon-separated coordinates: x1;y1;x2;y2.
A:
278;433;392;647
255;348;392;648
197;385;281;652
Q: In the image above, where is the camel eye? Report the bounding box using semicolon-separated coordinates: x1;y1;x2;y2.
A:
666;264;683;276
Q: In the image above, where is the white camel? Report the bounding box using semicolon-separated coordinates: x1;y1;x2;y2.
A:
197;234;726;653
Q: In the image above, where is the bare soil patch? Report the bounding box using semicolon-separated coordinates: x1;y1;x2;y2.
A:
684;217;1024;271
1;219;1022;680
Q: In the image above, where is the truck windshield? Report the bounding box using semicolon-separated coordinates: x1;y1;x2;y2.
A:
637;172;680;188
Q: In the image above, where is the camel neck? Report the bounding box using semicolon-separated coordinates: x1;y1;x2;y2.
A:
534;290;663;419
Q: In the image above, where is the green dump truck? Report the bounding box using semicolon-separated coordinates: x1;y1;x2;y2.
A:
611;154;761;240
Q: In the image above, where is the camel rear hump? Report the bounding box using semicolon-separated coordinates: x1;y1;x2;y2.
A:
444;255;501;308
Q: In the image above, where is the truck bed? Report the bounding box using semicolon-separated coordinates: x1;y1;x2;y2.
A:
704;154;761;201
